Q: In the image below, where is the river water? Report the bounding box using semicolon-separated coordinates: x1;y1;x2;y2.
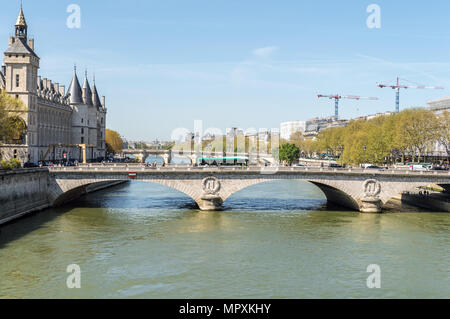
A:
0;181;448;299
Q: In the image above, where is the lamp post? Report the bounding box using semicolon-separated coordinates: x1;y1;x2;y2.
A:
340;145;344;167
363;145;367;167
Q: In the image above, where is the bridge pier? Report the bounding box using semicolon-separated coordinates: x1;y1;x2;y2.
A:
198;195;223;211
360;198;383;213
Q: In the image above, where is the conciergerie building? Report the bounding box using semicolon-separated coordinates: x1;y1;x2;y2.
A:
0;5;107;163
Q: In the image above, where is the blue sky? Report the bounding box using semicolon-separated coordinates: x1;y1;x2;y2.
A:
2;0;450;140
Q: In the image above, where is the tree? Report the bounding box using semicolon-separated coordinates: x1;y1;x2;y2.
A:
278;143;300;165
0;89;26;144
105;129;123;154
289;131;304;148
437;110;450;162
314;109;445;166
394;108;439;162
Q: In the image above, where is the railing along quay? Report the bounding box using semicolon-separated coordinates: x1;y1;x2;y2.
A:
47;165;450;176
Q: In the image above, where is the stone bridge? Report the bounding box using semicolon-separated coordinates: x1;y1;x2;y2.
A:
121;149;276;165
48;166;450;213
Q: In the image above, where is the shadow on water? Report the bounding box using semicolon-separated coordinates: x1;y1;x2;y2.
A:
223;197;328;211
0;205;73;249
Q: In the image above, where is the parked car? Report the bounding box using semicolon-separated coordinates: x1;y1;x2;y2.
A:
430;165;449;171
38;161;51;167
329;163;344;168
365;165;383;169
410;164;431;171
24;162;39;168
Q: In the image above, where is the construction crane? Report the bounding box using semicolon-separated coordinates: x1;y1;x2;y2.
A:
317;94;379;120
377;77;444;113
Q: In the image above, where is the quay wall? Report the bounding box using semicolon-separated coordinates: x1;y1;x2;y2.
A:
0;168;49;225
400;193;450;212
0;168;125;225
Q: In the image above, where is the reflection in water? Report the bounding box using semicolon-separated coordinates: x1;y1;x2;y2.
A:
0;181;448;299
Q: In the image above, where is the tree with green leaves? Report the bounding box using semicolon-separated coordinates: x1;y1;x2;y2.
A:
315;108;441;166
437;110;450;162
278;143;300;165
105;129;123;154
0;89;26;145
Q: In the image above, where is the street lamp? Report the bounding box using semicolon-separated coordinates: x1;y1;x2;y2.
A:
340;145;344;167
363;145;367;166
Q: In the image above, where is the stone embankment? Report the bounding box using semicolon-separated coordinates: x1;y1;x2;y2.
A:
0;168;124;225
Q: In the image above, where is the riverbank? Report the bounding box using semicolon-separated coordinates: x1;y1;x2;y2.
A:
0;168;126;225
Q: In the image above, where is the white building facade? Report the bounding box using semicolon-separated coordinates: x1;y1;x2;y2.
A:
280;121;306;140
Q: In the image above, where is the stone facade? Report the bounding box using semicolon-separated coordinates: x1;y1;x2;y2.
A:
0;6;107;163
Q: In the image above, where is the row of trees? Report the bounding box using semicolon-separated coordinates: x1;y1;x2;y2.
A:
280;108;449;166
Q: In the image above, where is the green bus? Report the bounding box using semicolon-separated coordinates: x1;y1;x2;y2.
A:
197;157;249;167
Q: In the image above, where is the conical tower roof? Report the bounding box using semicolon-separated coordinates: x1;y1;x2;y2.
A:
92;79;102;109
82;71;93;106
68;68;83;104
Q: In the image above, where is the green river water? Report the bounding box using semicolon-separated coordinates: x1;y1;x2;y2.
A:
0;180;448;298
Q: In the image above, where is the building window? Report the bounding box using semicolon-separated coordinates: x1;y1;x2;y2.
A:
81;137;84;144
16;74;20;87
81;118;84;123
81;128;84;134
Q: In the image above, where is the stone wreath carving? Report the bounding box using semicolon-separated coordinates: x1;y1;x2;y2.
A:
202;176;221;195
363;179;381;198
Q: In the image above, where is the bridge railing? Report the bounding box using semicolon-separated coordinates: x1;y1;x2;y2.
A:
48;165;450;176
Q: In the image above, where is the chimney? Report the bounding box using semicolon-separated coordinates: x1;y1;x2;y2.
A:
28;38;34;51
54;82;60;94
1;65;5;76
59;85;65;96
9;37;15;46
102;96;106;108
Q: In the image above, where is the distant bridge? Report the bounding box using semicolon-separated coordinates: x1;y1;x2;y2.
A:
120;149;276;165
48;165;450;213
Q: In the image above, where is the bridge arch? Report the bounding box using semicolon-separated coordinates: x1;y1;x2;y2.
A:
48;178;204;208
218;178;361;212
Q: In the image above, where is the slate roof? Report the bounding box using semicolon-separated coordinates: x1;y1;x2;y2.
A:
4;37;37;57
82;74;93;106
67;70;83;104
92;84;102;109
